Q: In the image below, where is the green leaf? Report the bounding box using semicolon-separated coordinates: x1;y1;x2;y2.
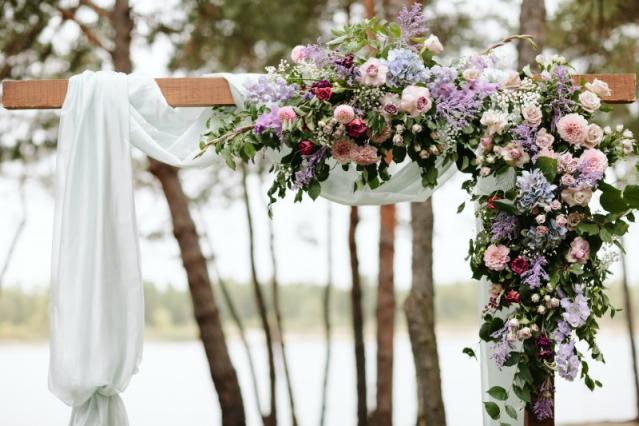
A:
462;347;477;359
536;157;557;182
512;385;531;403
600;182;628;214
505;405;518;420
242;142;256;158
457;202;466;213
623;185;639;209
483;402;500;420
576;222;599;236
487;386;508;401
308;181;321;200
493;199;517;213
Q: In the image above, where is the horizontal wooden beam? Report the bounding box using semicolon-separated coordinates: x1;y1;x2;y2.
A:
1;73;636;110
1;77;236;109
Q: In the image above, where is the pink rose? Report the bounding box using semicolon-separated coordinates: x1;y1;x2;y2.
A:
560;174;576;186
535;128;555;149
352;145;379;165
334;105;355;124
483;244;510;271
566;237;590;264
381;93;400;116
555;214;567;227
358;58;388;86
290;45;307;63
557;152;578;174
347;118;368;138
557;113;588;145
501;142;530;167
277;106;297;123
579;148;608;179
583;123;603;148
480;137;493;152
331;140;355;164
400;85;432;117
521;104;543;127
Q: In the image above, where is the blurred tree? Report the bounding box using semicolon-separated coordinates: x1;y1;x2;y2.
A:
518;0;546;69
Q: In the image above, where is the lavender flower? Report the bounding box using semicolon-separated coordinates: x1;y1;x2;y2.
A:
512;123;539;156
550;65;578;131
254;107;282;138
490;323;515;368
561;287;590;328
521;255;549;288
386;48;429;87
303;41;332;67
556;340;580;381
533;379;554;421
552;319;572;341
245;76;298;106
293;147;327;189
516;170;557;209
490;212;518;242
397;3;428;48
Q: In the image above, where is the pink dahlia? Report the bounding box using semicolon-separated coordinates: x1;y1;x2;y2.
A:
352;145;379;165
483;244;510;271
332;140;355;164
334;105;355;124
557;113;588;145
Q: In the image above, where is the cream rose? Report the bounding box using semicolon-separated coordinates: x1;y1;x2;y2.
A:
399;85;432;117
521;104;543;127
535;128;555;149
424;34;443;54
480;110;509;136
583;123;603;148
358;58;388;87
585;79;612;98
561;185;593;207
579;90;601;113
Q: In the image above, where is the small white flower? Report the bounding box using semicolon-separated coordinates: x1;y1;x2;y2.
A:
544;295;551;302
540;71;552;80
537;305;546;314
623;129;634;138
552;54;566;64
518;327;532;340
412;124;423;134
531;324;540;333
617;124;625;132
603;126;612;135
419;150;430;159
535;54;545;64
535;214;546;224
551;298;560;308
622;139;634;155
546;283;554;292
392;134;404;145
531;294;540;303
509;318;520;328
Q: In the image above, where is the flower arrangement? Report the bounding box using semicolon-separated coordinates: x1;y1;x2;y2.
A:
464;57;638;421
198;3;638;423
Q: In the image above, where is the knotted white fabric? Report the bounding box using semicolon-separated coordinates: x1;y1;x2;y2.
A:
50;70;459;425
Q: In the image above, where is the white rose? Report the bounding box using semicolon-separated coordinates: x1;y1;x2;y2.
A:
585;78;612;98
521;104;543;127
623;129;634;138
480;110;509;135
583;123;603;148
462;67;481;81
603;126;612;135
622;139;634;155
535;54;545;64
617;124;625;132
424;34;443;54
579;90;601;113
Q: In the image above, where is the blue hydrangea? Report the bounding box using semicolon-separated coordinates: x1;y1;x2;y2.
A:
516;169;557;209
386;48;429;87
523;220;567;250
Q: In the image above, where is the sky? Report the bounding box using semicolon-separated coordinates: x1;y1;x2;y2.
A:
2;0;639;292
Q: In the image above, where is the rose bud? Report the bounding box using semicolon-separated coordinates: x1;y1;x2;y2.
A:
347;118;368;138
298;140;315;155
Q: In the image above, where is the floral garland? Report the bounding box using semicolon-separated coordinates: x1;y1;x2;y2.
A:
198;3;638;423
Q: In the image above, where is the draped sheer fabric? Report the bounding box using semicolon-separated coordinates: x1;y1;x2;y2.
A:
51;70;498;425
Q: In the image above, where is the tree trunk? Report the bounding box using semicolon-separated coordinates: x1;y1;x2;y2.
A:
518;0;546;69
620;238;639;421
149;161;245;425
405;199;446;426
110;2;245;424
349;206;368;426
374;204;396;426
320;203;334;426
241;165;278;426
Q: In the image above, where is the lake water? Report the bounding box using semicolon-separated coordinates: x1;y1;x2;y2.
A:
0;330;637;425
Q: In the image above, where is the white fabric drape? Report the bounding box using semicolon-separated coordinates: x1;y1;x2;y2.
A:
49;70;468;425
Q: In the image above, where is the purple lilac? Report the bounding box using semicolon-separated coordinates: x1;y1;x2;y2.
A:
490;212;518;242
303;40;332;67
245;76;298;106
521;255;549;288
556;340;580;381
397;3;428;48
254;107;282;138
293;147;327;189
490;324;514;368
560;287;590;328
512;123;539;156
550;65;578;131
533;379;554;421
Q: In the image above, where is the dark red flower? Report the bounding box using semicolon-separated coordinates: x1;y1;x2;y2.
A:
298;140;314;155
536;334;554;360
347;118;368;138
510;256;529;275
504;289;520;305
315;87;332;101
487;195;501;209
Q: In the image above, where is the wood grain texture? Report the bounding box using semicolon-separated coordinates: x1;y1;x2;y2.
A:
2;73;636;109
2;77;235;109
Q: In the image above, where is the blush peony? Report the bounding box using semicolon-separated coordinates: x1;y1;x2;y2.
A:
399;85;432;117
333;105;355;124
483;244;510;271
566;237;590;264
358;58;388;86
557;113;588;145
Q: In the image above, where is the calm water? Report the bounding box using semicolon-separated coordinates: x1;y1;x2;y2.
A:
0;330;636;425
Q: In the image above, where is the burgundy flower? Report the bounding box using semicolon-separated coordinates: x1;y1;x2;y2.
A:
336;53;354;69
504;289;520;305
536;334;554;361
298;140;315;155
487;195;501;209
311;80;333;101
347;118;368;138
510;256;529;276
